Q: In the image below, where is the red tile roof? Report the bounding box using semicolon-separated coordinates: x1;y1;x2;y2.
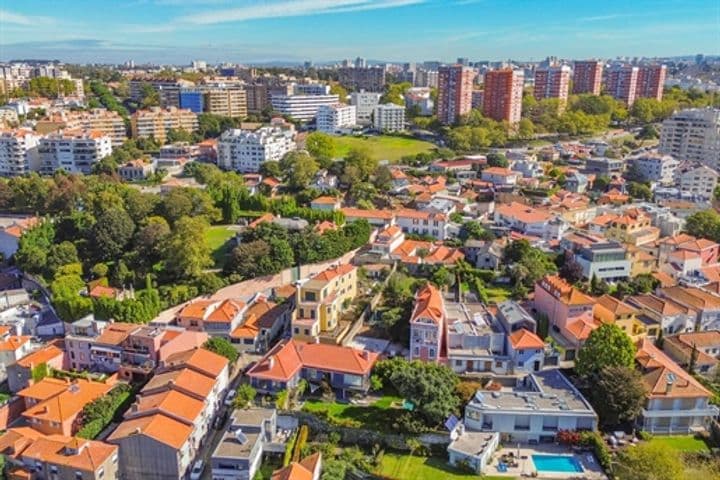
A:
508;329;545;350
411;284;444;325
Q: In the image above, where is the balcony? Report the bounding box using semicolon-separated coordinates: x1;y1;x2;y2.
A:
642;405;719;418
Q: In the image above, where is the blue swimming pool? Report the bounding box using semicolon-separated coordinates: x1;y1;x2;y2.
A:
531;455;584;473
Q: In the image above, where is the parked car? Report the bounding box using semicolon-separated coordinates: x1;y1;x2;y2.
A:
224;389;237;407
190;460;204;480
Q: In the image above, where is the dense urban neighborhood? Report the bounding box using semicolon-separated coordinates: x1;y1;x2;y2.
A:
0;18;719;480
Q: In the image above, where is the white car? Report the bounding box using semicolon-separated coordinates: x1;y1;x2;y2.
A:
224;389;237;407
190;460;204;480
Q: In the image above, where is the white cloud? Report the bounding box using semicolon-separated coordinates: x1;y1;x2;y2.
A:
176;0;424;25
0;9;55;26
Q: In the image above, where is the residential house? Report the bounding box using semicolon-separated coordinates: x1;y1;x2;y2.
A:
0;217;39;259
310;196;341;212
462;239;504;270
0;326;32;383
574;242;631;281
409;284;445;362
447;430;499;475
246;339;378;398
463;370;598;443
292;264;357;341
109;347;229;480
494;202;567;240
657;286;720;331
394;209;450;240
340;208;394;228
212;408;286;480
594;294;656;340
663;331;720;375
496;301;537;334
480;167;520;188
506;329;546;373
18;377;115;436
176;299;248;338
0;428;119;480
627;246;656;277
635;338;719;434
390;239;463;267
118;159;155;181
604;210;660;247
64;315;107;371
7;342;66;393
369;225;405;257
272;452;322;480
230;296;292;353
626;294;696;335
564;172;590;193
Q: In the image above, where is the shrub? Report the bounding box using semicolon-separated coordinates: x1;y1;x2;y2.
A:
637;430;653;441
292;425;309;463
579;431;611;471
556;429;581;445
283;430;298;466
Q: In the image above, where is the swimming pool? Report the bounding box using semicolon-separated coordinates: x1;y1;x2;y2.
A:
531;455;584;473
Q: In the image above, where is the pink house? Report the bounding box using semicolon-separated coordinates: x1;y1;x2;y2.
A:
409;284;445;362
533;275;596;332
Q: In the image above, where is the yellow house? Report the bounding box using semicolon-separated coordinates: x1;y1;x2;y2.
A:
292;264;357;341
594;294;656;340
627;245;657;277
605;210;660;247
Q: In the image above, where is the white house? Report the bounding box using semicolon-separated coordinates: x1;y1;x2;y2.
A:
218;121;296;173
464;370;598;443
481;167;520;187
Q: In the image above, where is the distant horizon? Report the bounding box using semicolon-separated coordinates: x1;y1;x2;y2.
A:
1;1;718;64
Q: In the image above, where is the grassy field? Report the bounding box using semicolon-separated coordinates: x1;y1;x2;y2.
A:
483;285;513;303
204;225;238;267
302;395;403;431
647;435;710;453
333;135;435;162
376;454;508;480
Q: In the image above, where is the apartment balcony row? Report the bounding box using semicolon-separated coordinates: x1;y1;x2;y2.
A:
641;405;719;418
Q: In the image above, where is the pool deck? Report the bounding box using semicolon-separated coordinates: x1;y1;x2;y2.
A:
487;444;607;479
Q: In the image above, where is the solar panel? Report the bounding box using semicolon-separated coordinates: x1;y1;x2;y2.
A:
445;415;459;432
234;429;248;444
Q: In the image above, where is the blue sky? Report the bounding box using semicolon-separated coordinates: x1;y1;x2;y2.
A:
0;0;718;64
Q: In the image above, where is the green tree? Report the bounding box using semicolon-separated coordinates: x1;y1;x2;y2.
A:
139;83;160;108
575;324;636;378
89;208;135;262
165;127;194;144
342;147;377;183
15;221;55;275
282;151;319;191
203;337;239;363
259;161;282;178
589;366;646;427
133;216;171;264
164;216;213;280
45;241;80;278
233;384;257;409
685;210;720;243
486;152;509;168
329;84;348;103
614;442;685;480
627;182;653;201
381;82;411;106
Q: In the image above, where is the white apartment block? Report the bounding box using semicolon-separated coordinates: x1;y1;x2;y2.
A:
270;94;339;122
630;153;679;184
350;91;382;125
675;164;719;200
0;130;40;177
218;123;296;173
130;107;199;144
373;103;405;132
39;130;112;175
316;104;356;134
660;108;720;169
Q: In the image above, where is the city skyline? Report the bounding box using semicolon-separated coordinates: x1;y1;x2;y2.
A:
1;0;718;64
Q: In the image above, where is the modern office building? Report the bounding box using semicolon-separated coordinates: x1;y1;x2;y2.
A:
0;129;40;177
38;130;112;175
350;90;382;124
338;66;386;92
217;121;296;173
373;103;405;132
659;108;720;169
437;65;476;125
637;64;667;101
574;241;631;281
572;60;604;95
482;69;524;125
605;64;639;105
130;107;199;143
533;65;571;105
316;104;356;134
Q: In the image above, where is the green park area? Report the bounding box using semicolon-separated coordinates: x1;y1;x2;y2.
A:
376;453;507;480
646;435;710;453
302;395;403;432
204;225;238;267
332;135;435;162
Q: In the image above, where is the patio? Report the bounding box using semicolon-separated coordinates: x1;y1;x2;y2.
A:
486;444;607;479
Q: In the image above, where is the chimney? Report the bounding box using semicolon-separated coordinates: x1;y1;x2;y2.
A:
361;350;369;361
268;356;275;369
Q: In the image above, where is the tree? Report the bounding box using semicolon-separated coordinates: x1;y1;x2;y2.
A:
381;82;411;106
15;221;55;275
557;250;583;284
329;84;348;103
342;147;377;183
203;337;239;363
89;208;135;262
592;175;610;192
486;152;509;168
133;216;171;263
575;324;636;378
376;358;459;426
685;210;720;243
139;83;160;108
460;221;494;241
45;242;80;278
282;151;319;191
590;273;609;295
164;216;213;280
627;182;653;201
165;127;194;144
233;384;257;409
259;161;282;178
431;267;454;289
636;124;659;140
688;343;699;374
589;366;646;427
615;442;685;480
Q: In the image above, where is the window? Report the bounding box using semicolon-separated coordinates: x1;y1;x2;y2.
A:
429;348;435;358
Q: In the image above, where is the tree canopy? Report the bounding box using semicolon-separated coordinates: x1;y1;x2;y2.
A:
575;324;636;378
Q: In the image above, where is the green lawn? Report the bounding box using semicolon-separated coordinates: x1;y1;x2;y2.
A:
302;395;403;431
204;225;238;267
483;285;512;303
377;454;509;480
647;435;710;453
333;135;435;162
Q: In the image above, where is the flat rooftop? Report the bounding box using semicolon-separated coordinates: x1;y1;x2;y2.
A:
446;302;500;337
468;369;595;415
213;429;260;460
448;431;498;458
230;407;275;427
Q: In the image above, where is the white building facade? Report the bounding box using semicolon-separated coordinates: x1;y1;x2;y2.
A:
316;104;357;134
660;108;720;169
349;91;382;125
38;131;112;175
0;130;40;177
373;104;405;132
218;124;296;173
